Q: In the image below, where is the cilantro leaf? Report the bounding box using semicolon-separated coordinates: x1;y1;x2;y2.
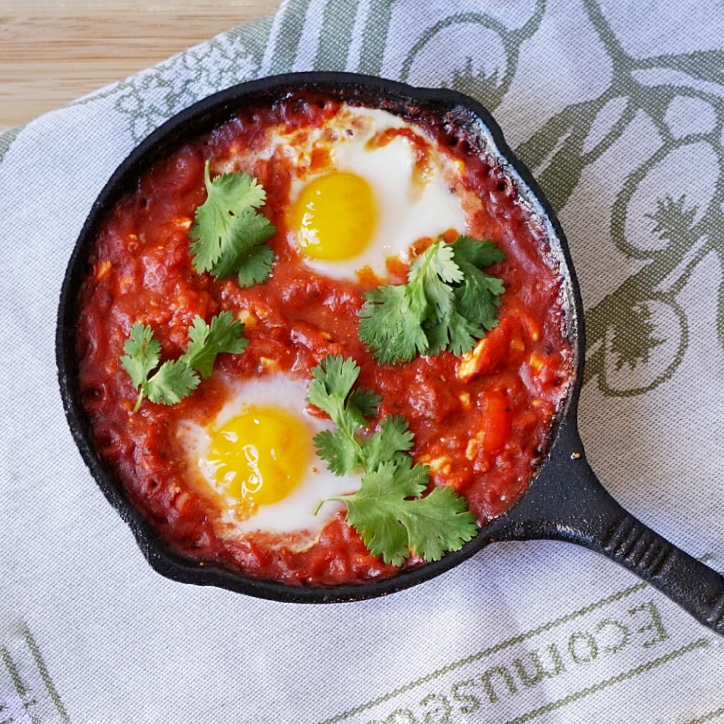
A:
120;312;247;411
344;460;426;566
362;415;414;471
307;354;363;422
145;359;200;406
359;236;505;364
189;161;276;285
415;239;463;285
234;244;277;289
313;428;362;476
347;388;382;422
397;483;477;563
308;355;367;474
449;235;506;268
450;236;506;332
358;285;429;364
308;354;478;565
342;457;477;566
121;322;161;389
190;162;268;271
181;311;248;379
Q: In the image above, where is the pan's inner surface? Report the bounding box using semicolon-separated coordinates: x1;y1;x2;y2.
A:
57;73;582;602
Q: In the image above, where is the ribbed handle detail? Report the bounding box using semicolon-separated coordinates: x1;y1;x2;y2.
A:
599;515;724;634
602;516;675;578
706;592;724;632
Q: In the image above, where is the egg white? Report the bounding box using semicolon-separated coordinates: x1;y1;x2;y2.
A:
176;374;360;543
281;106;468;280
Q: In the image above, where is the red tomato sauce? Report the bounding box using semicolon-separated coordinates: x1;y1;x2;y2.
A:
76;92;573;586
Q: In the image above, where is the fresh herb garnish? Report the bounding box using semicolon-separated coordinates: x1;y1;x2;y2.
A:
121;310;247;412
189;161;276;287
307;354;477;566
358;235;506;364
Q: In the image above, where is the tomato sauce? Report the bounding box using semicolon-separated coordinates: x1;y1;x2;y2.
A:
76;92;573;586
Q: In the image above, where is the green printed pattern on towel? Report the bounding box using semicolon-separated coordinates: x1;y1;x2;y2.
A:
319;581;715;723
0;625;70;724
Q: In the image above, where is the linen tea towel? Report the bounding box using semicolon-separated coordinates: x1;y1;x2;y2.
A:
1;1;724;722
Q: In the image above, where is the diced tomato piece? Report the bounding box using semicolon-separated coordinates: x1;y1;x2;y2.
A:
483;390;512;452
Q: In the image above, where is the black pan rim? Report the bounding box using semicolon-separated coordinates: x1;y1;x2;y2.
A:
56;71;585;603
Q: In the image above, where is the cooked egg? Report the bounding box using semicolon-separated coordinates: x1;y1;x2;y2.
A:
178;374;360;543
283;106;468;280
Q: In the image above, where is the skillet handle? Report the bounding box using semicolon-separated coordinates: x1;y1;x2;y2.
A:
495;416;724;636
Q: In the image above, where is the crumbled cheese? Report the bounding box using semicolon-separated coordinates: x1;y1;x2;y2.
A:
260;356;280;371
237;308;258;330
529;352;546;373
96;260;112;280
427;456;452;475
457;337;487;381
465;437;477;461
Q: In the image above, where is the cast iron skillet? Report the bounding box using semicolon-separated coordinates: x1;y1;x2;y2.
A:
56;72;724;633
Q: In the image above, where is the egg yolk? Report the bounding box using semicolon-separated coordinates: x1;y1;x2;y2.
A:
203;405;311;506
292;171;377;261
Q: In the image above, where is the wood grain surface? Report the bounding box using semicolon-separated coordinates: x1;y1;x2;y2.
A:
0;0;281;132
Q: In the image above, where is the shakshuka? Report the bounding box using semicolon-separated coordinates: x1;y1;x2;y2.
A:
75;90;573;586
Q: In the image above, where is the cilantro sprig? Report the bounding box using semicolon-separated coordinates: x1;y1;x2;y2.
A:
120;310;247;411
358;236;506;364
307;354;477;566
189;161;277;287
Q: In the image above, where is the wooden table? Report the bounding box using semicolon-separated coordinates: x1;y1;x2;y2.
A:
0;0;281;132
